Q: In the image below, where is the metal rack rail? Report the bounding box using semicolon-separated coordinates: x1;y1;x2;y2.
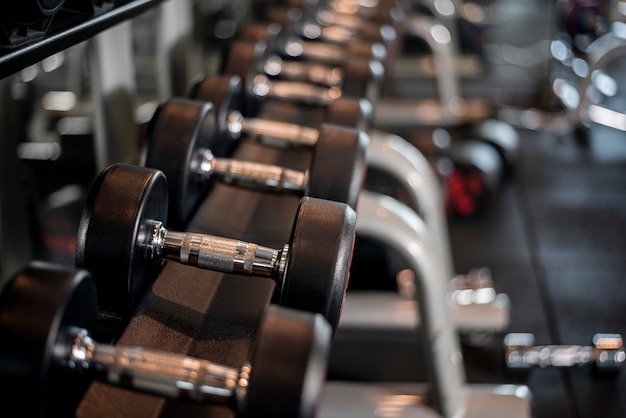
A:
0;0;166;80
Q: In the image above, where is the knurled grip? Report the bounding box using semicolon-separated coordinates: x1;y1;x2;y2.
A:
162;230;280;277
257;76;342;106
70;330;244;404
182;233;244;272
211;158;308;193
237;115;320;147
272;58;344;88
287;39;346;65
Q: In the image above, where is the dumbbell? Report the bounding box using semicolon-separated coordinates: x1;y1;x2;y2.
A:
266;4;396;47
283;0;407;23
222;34;384;103
227;22;343;89
0;262;331;418
76;163;356;331
220;39;377;121
144;97;366;225
236;20;388;70
189;73;371;148
505;332;625;373
307;2;407;63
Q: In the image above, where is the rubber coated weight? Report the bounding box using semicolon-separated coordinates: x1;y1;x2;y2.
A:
76;164;356;330
0;264;332;418
0;262;97;417
307;123;368;211
324;94;373;132
75;163;168;316
143;98;217;227
280;191;356;331
245;305;331;418
217;39;372;125
255;175;355;330
220;40;259;89
188;73;242;154
144;98;366;224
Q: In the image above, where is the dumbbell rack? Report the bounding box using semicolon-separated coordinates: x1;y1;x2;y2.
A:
0;1;318;416
78;142;313;416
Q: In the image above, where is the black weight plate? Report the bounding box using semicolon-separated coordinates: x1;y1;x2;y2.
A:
237;22;282;52
75;164;168;317
278;196;356;332
344;23;384;45
307;124;368;210
324;97;372;133
190;74;243;150
221;40;261;81
144;98;215;227
243;305;331;418
0;262;97;417
341;57;384;103
345;40;384;62
221;40;267;116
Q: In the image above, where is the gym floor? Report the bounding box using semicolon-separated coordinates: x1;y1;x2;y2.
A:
450;2;626;417
451;116;626;418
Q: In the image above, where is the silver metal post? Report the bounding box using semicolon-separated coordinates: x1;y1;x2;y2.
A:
407;14;462;123
366;130;454;282
375;14;464;127
356;191;467;417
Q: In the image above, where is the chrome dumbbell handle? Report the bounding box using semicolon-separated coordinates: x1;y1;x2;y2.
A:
282;38;349;65
317;9;365;30
226;110;320;147
264;55;344;87
505;333;625;371
193;149;309;194
282;37;387;67
144;220;288;278
252;74;343;106
300;21;353;44
66;328;249;405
